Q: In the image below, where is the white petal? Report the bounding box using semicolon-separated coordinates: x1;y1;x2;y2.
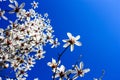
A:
75;41;82;46
63;43;70;48
62;39;68;42
80;61;84;69
59;78;63;80
52;58;56;63
2;16;8;20
14;1;18;7
93;78;98;80
75;65;79;71
19;3;25;9
83;68;90;73
58;60;61;65
65;70;73;75
47;62;51;66
60;65;65;72
9;4;15;9
80;74;84;77
75;35;80;40
9;10;15;14
54;73;59;78
72;74;78;80
67;32;72;39
70;45;74;52
55;38;58;42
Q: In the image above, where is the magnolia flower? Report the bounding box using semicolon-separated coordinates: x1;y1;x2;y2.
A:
9;1;25;13
54;65;72;80
63;32;82;52
31;1;39;9
35;49;46;59
50;38;60;48
72;61;90;79
0;8;8;20
47;58;60;72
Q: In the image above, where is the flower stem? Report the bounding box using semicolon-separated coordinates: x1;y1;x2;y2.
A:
52;46;70;80
67;55;82;80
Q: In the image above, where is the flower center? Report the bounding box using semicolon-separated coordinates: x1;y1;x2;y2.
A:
78;70;83;75
59;72;65;78
69;38;75;44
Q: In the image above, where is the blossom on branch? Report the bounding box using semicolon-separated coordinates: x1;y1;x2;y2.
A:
31;1;39;9
72;61;90;79
47;58;60;72
9;1;25;14
63;32;82;52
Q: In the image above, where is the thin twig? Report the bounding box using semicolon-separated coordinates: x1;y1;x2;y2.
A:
52;46;70;80
67;54;82;80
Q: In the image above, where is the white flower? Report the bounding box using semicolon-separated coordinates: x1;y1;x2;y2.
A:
35;49;46;59
0;8;8;20
47;58;60;72
72;61;90;79
44;13;48;18
54;65;72;80
50;38;60;48
63;32;82;52
31;1;39;9
9;1;25;14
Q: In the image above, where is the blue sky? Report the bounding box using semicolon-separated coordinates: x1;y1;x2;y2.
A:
0;0;120;80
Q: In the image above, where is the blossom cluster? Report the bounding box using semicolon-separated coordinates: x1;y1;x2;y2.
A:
0;0;60;79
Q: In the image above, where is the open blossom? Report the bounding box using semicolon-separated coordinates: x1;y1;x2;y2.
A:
35;49;46;59
50;38;60;48
63;32;82;52
54;65;72;80
72;61;90;79
0;8;8;20
47;58;60;72
9;1;25;14
31;1;39;9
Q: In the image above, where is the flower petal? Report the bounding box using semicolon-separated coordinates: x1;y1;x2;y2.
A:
47;62;51;66
83;68;90;73
80;61;84;69
9;4;15;9
62;39;68;42
75;41;82;46
60;65;65;72
70;45;74;52
19;3;25;9
14;1;18;7
67;32;72;39
2;15;8;20
72;74;78;80
75;35;80;40
52;58;56;63
63;43;70;48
